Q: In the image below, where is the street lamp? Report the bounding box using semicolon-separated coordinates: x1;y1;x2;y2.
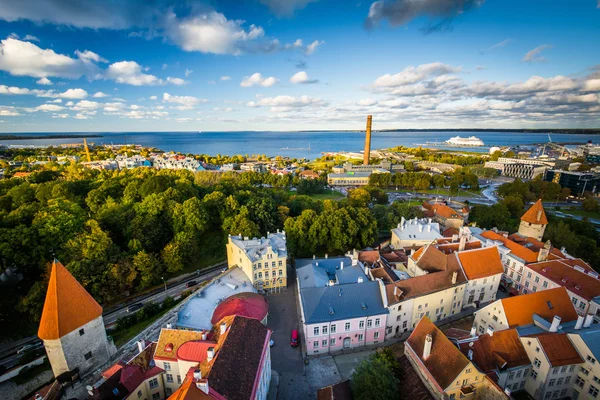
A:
161;277;167;298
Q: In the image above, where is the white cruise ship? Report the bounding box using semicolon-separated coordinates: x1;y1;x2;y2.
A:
444;136;485;147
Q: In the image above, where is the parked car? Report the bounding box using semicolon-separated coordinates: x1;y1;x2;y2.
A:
290;330;299;348
17;342;43;355
185;280;198;288
127;303;144;313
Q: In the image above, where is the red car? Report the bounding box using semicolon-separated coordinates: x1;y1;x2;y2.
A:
290;330;299;348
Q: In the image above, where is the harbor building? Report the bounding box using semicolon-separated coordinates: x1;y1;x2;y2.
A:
226;232;288;290
484;161;548;179
544;170;600;196
38;260;117;378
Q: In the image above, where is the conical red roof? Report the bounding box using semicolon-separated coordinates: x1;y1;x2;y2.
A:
38;260;103;340
211;292;268;326
521;199;548;225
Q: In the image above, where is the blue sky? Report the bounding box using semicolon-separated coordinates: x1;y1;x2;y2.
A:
0;0;598;132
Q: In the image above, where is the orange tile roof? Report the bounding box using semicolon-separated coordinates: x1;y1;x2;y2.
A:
358;250;380;265
508;234;566;259
38;260;103;340
442;227;460;237
500;287;578;328
480;230;539;263
154;329;206;360
457;247;504;280
530;333;584;367
436;241;482;255
459;329;530;373
370;266;400;283
386;269;466;305
13;172;32;178
432;204;463;220
411;246;427;262
169;370;212;400
407;317;470;390
528;260;600;301
521;199;548;225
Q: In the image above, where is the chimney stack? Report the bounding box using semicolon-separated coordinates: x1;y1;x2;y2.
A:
423;334;433;359
137;340;145;354
452;271;458;285
459;235;467;252
468;349;473;360
470;326;476;336
363;115;372;166
486;326;494;337
220;322;227;335
536;209;542;222
550;315;561;332
207;346;215;361
193;369;202;380
575;315;584;330
340;261;344;270
584;314;594;328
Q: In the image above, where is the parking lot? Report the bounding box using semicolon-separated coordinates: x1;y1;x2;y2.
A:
266;287;313;400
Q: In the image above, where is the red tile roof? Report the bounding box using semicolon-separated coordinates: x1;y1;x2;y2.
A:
155;329;206;361
371;265;400;283
457;247;504;280
443;227;460;238
210;292;268;325
38;260;103;340
386;268;466;305
529;333;584;367
521;199;548;225
436;241;482;255
459;329;530;373
527;260;600;301
407;317;471;390
480;230;539;263
358;250;380;265
500;287;579;328
177;341;217;363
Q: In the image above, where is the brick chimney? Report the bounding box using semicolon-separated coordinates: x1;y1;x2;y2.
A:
550;315;561;332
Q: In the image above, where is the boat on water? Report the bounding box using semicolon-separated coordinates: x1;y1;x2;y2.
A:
443;136;485;147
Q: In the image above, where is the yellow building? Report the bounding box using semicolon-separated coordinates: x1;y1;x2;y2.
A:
405;317;508;400
226;231;288;290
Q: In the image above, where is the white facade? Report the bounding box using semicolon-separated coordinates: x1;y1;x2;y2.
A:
45;316;115;377
462;274;501;307
391;217;442;249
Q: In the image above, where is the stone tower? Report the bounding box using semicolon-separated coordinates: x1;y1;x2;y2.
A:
518;199;548;241
38;260;116;378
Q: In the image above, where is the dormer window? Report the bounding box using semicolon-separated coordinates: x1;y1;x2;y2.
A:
165;343;174;352
79;328;85;336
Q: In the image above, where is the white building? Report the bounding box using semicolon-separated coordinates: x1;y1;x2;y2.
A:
391;217;442;249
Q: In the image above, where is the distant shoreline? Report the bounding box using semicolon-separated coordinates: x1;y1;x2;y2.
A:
0;134;103;140
298;128;600;134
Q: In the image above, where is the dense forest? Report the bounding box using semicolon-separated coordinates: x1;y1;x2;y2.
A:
0;164;423;339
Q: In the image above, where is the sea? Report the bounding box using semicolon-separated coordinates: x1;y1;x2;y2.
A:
1;131;597;160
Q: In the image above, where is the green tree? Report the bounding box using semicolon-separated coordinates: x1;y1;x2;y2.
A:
350;353;400;400
348;188;371;208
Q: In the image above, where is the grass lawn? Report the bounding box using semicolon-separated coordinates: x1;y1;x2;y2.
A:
559;208;600;220
111;308;170;347
180;254;225;274
307;192;345;201
11;359;51;385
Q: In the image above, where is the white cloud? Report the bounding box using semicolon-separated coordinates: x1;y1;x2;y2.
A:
523;44;553;63
185;69;193;77
49;99;62;103
357;98;377;106
71;100;100;110
33;103;64;112
0;37;102;78
106;61;161;86
583;79;600;92
36;77;52;85
305;40;324;55
166;76;187;85
162;92;208;110
0;85;88;99
74;49;108;63
59;88;88;99
0;106;21;116
373;62;461;88
220;76;231;81
92;91;108;98
247;95;326;111
241;72;278;87
164;11;267;55
23;34;39;42
52;113;68;119
73;113;90;119
149;95;158;100
290;71;318;84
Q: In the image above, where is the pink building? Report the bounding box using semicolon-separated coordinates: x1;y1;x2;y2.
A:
296;257;389;355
